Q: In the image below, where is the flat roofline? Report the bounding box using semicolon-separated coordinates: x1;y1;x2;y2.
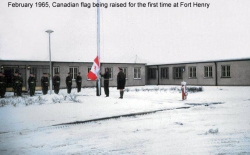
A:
146;57;250;66
1;57;249;66
0;60;146;65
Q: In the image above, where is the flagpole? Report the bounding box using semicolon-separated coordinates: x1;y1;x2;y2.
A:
97;0;101;96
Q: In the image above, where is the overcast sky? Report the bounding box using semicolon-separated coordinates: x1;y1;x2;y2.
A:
0;0;250;64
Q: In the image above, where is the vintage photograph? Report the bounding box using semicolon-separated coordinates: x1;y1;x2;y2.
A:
0;0;250;154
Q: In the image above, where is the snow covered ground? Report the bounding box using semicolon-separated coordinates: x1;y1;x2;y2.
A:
0;86;250;155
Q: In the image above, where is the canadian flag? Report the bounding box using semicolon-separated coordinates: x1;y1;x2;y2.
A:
87;56;100;80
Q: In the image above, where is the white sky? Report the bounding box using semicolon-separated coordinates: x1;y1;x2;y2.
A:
0;0;250;64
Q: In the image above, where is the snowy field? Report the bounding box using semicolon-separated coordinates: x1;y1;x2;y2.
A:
0;86;250;155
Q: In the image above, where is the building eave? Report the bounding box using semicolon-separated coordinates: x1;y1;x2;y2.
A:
146;57;250;66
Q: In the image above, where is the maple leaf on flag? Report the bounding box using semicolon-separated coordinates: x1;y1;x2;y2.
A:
87;56;100;80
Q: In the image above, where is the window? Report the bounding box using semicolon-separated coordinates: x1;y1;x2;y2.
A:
134;67;141;79
30;67;37;77
42;68;49;74
189;67;196;78
105;67;113;79
53;67;59;76
69;67;78;79
173;67;184;79
161;67;169;79
221;65;230;77
204;66;212;78
120;67;128;79
148;68;156;79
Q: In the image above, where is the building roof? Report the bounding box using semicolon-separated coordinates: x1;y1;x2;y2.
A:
0;59;146;65
1;57;249;66
146;57;250;66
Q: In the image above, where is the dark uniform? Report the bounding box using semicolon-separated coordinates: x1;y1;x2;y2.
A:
13;72;23;96
100;69;109;97
28;73;36;96
117;67;126;99
12;72;19;96
53;73;60;94
41;73;49;95
18;73;23;96
76;72;82;93
66;73;72;94
0;72;7;98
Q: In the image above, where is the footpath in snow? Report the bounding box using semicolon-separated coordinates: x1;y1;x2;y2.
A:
0;86;250;154
0;86;212;133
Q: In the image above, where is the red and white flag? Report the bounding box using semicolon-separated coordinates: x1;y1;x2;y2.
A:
87;56;100;80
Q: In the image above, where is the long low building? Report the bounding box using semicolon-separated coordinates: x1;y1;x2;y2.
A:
0;58;250;92
146;58;250;86
0;60;146;91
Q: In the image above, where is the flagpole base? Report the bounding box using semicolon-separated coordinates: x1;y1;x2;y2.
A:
96;80;101;96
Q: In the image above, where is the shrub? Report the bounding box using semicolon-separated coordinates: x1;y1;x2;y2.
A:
0;99;7;107
135;88;140;92
124;88;130;92
52;96;62;103
68;93;81;103
36;96;47;105
186;86;203;93
154;87;159;92
170;87;177;91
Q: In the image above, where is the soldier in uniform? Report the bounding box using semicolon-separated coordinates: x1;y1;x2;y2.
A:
41;73;49;95
0;71;7;98
117;67;126;99
18;73;23;96
100;68;109;97
53;72;60;94
3;73;6;97
66;72;72;94
13;71;21;96
76;72;82;93
28;73;36;96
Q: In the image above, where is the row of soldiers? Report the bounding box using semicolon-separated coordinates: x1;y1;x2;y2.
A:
0;71;7;98
0;71;23;97
0;71;82;98
41;72;82;95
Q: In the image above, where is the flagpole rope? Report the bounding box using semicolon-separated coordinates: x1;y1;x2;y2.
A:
97;0;101;95
101;6;105;63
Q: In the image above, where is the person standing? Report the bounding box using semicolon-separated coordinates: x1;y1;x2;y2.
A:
12;71;20;96
53;72;60;94
17;73;23;96
3;73;7;97
28;73;36;96
41;73;49;95
13;72;23;96
100;68;109;97
66;72;72;94
117;67;126;99
76;72;82;93
0;72;7;98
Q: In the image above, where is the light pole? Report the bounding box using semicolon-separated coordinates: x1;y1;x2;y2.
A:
45;30;53;95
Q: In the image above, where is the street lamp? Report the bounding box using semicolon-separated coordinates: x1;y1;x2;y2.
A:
45;30;53;95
